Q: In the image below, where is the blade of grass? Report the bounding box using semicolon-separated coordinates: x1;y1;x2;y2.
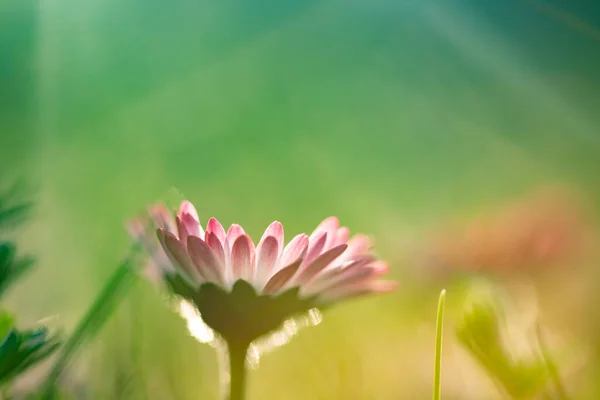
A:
536;322;569;400
40;244;142;398
433;289;446;400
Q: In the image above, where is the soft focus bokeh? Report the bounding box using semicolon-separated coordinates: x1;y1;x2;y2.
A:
2;0;600;398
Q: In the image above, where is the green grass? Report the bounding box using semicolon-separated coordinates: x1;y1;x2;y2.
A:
433;289;446;400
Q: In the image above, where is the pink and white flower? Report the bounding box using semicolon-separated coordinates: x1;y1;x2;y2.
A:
131;200;394;304
128;200;395;343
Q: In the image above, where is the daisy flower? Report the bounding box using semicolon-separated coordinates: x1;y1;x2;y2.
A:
128;200;395;400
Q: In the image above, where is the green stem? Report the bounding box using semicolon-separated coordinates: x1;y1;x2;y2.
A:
535;322;569;400
227;340;249;400
40;245;140;398
433;289;446;400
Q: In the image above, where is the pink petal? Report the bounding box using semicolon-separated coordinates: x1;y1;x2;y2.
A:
205;232;226;264
184;212;204;238
149;205;176;233
333;227;350;247
255;236;279;286
259;221;284;255
305;261;388;296
262;259;302;294
230;234;256;282
339;234;371;262
225;224;246;252
176;204;203;242
161;230;203;283
154;229;177;273
310;217;339;251
303;256;376;291
295;244;348;285
156;229;169;253
278;234;309;269
316;280;397;305
187;236;224;285
176;216;186;243
206;218;226;243
367;261;389;275
178;200;199;221
176;217;189;247
310;217;339;239
303;232;328;267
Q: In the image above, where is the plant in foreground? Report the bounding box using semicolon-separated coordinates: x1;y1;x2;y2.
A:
0;311;60;389
128;200;396;400
0;185;61;397
456;286;569;400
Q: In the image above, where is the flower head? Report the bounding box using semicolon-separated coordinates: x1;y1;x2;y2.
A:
128;201;395;344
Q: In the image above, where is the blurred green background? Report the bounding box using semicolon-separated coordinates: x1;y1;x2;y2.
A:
2;0;600;398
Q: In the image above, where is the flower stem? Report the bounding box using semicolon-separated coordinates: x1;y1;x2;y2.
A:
433;289;446;400
227;340;250;400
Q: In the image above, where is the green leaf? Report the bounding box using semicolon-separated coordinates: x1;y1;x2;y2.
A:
0;323;61;384
0;243;16;277
0;181;32;231
0;204;31;229
0;330;22;380
0;242;35;298
12;337;61;377
0;311;15;338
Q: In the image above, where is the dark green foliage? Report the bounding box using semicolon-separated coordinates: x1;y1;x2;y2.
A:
0;312;61;384
0;243;34;299
0;183;61;394
0;182;35;297
0;182;32;231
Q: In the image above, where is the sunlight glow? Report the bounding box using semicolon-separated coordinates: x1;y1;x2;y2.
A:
178;300;216;344
247;308;323;369
177;299;323;368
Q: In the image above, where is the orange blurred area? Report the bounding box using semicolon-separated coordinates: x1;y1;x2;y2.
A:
426;186;596;275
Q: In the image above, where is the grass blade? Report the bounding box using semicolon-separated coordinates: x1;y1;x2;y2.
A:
40;244;141;397
536;322;569;400
433;289;446;400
